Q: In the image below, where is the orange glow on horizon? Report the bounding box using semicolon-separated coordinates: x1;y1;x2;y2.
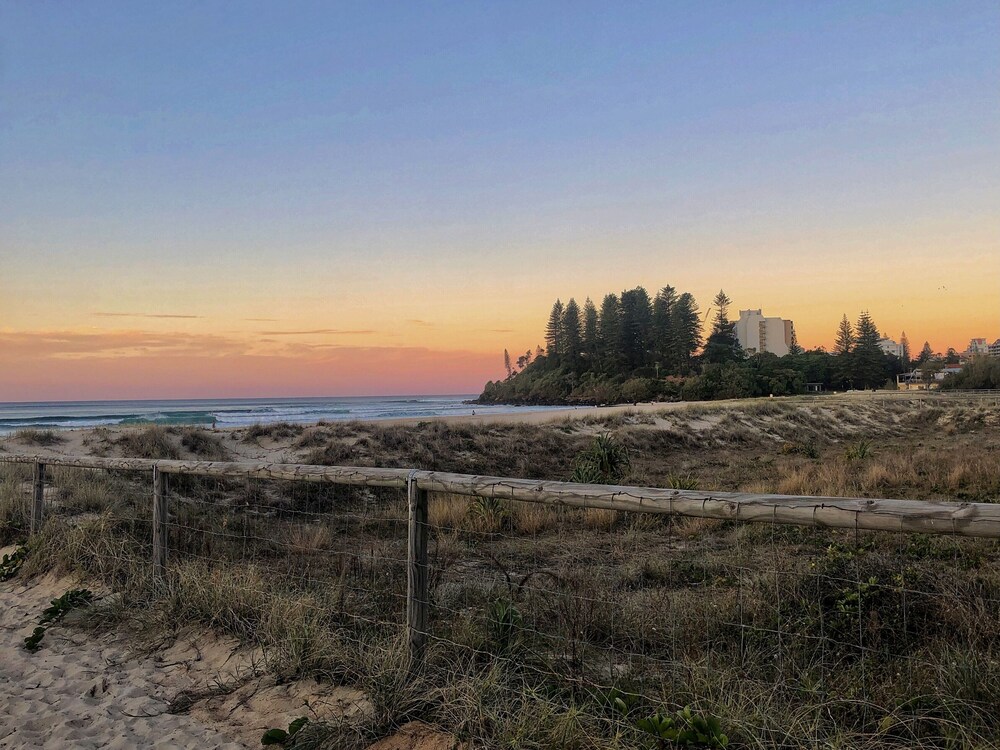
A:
2;221;997;401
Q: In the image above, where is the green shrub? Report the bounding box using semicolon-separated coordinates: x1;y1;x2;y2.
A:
571;432;631;484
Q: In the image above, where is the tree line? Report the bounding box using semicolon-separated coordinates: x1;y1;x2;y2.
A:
480;284;941;405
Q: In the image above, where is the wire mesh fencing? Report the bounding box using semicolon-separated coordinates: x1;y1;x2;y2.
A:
417;492;1000;747
1;455;999;748
158;469;411;678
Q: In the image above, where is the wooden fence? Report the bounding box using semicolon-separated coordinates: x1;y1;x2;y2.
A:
3;452;1000;670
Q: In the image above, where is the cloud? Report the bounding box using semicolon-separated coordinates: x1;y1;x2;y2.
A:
260;329;376;336
244;318;279;322
0;330;502;401
407;319;433;326
0;330;244;360
93;312;203;319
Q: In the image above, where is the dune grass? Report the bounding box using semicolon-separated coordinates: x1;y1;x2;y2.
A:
13;428;66;447
2;396;1000;748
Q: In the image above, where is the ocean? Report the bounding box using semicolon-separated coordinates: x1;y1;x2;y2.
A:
0;396;568;434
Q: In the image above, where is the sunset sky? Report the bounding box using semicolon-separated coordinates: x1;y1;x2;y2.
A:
2;2;998;401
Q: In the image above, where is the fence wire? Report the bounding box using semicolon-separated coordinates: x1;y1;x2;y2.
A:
1;459;999;748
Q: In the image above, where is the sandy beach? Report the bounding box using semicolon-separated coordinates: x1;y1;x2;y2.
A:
0;569;247;749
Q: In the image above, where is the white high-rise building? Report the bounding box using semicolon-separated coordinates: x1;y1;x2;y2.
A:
967;338;990;355
878;337;904;358
735;309;794;357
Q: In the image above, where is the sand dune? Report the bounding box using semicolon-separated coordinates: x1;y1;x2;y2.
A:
0;553;377;749
0;573;248;749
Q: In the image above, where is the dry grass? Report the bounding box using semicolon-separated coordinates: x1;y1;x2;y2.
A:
13;428;66;447
3;395;1000;749
113;426;181;460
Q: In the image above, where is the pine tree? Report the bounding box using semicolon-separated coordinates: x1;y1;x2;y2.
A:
917;341;933;365
562;298;583;369
832;314;856;389
582;298;599;363
619;287;653;370
503;349;513;379
711;290;732;335
788;324;803;355
702;289;742;364
833;315;855;356
651;286;678;373
671;292;702;370
899;331;911;368
853;310;887;389
598;293;622;373
544;299;564;363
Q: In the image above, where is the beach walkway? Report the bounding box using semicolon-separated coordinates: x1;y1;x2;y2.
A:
0;574;246;750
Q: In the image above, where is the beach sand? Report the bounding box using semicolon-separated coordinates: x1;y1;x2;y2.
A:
0;552;374;749
0;400;701;462
0;570;248;749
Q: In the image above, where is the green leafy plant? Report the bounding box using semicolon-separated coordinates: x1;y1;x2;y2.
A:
571;432;631;484
0;546;27;582
24;589;94;652
468;496;512;530
40;589;94;625
665;473;700;490
261;717;309;746
23;626;46;652
592;686;643;717
845;438;874;461
486;597;523;656
781;441;820;459
636;706;728;748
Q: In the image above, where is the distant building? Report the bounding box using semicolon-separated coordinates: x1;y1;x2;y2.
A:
735;309;793;357
990;339;1000;357
877;336;904;359
966;338;990;356
897;364;964;390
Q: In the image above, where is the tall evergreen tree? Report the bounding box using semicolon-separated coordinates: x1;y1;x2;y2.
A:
833;315;855;355
853;310;887;389
899;331;911;368
711;290;732;334
788;324;803;355
503;349;512;379
562;298;583;369
671;292;702;370
582;298;599;363
619;287;653;370
651;286;678;373
702;289;743;364
917;341;933;365
598;293;623;373
544;299;564;364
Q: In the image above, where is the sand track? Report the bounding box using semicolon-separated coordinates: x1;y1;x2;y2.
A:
0;573;249;749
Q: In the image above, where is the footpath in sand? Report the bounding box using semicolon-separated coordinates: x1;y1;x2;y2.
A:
0;574;249;749
0;569;461;750
0;566;372;749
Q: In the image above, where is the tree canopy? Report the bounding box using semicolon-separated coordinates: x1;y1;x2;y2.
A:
480;290;933;404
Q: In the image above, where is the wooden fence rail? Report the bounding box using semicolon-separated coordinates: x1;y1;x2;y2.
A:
4;451;1000;670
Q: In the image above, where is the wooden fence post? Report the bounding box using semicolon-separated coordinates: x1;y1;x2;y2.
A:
30;462;46;535
152;466;167;582
406;473;429;672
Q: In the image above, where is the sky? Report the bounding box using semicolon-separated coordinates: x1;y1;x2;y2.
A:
1;1;998;401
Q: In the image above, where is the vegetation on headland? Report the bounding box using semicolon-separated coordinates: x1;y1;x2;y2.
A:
479;286;922;405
